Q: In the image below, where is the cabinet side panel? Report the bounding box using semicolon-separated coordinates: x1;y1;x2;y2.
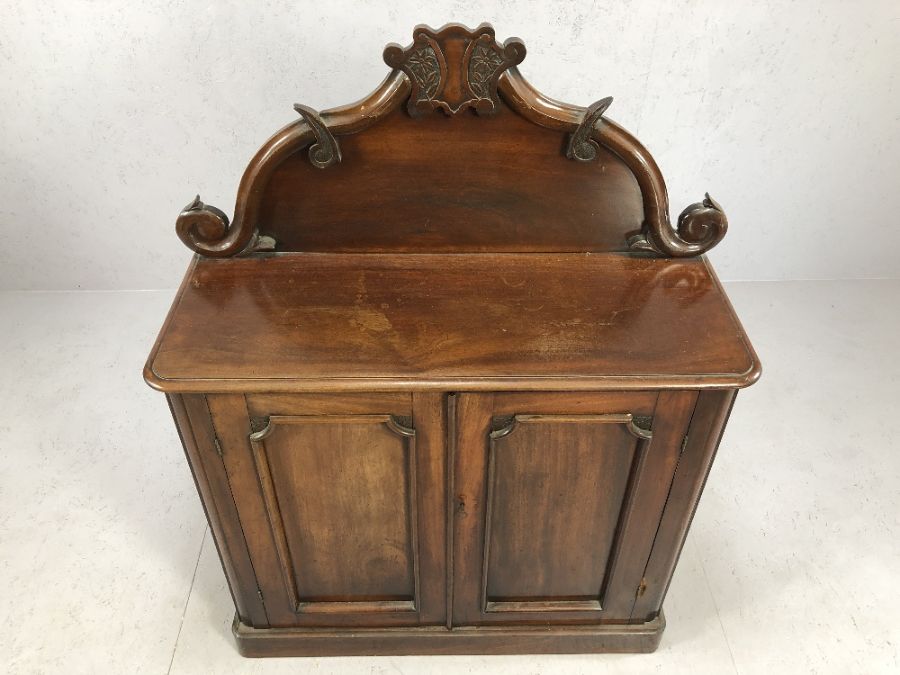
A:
206;394;299;626
601;390;698;617
631;389;737;620
168;394;268;627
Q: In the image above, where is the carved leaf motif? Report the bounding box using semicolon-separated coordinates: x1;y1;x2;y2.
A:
468;44;504;98
383;24;526;116
407;46;441;100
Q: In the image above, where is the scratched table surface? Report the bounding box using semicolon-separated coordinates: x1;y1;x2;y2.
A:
146;252;759;392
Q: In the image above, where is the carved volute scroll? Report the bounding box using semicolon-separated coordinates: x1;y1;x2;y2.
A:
627;193;728;257
490;413;653;442
173;22;728;258
566;97;614;162
383;22;526;117
498;70;729;257
292;104;341;169
176;196;275;258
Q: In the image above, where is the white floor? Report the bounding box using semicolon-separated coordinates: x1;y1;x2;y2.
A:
1;280;898;674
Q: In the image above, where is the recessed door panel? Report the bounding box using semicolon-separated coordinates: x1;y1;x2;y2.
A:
452;391;698;625
251;415;417;610
485;416;642;611
207;392;446;628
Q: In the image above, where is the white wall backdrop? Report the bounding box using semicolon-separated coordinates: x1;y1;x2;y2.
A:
0;0;897;289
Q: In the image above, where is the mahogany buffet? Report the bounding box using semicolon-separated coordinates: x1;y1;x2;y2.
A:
144;23;760;657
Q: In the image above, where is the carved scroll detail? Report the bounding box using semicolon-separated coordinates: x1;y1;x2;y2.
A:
627;193;728;257
173;71;409;257
293;104;341;169
489;413;653;441
249;416;274;441
174;23;726;259
176;196;271;258
386;415;416;437
249;414;415;442
175;104;340;256
384;23;525;117
498;73;728;257
489;415;517;439
566;97;613;162
628;416;654;441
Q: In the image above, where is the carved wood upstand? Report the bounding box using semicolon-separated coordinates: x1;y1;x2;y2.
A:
144;23;760;657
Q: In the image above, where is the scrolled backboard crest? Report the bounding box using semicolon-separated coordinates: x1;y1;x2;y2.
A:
173;22;729;259
383;22;525;116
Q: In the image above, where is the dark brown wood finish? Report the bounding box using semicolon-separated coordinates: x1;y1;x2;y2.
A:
631;389;738;621
204;393;446;628
174;23;726;259
484;416;647;614
383;23;525;117
256;105;643;254
411;392;450;625
168;394;268;627
248;415;418;614
232;616;664;657
145;253;759;393
146;22;759;656
450;391;697;626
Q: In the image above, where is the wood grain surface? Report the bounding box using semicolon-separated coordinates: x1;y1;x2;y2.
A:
145;252;759;393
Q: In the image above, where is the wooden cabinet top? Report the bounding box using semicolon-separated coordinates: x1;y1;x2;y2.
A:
144;252;759;393
145;23;759;394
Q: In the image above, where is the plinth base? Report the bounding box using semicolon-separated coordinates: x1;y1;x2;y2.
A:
232;612;665;657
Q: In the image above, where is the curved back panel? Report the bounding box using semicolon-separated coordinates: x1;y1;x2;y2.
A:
257;103;642;253
175;23;727;259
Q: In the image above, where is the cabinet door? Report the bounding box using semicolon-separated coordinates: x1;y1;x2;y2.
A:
205;392;446;628
451;391;697;625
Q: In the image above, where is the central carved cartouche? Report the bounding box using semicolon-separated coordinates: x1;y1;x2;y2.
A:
383;23;526;117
